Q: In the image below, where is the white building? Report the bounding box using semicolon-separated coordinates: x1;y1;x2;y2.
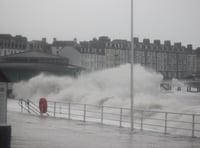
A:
52;46;82;67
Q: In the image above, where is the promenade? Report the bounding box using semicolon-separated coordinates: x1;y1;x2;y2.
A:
8;110;200;148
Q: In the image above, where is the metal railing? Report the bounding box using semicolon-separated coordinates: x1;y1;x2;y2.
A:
18;99;40;115
18;99;49;116
18;99;200;138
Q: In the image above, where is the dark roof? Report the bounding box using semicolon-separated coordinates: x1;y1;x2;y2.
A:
0;34;12;38
112;40;128;44
0;34;27;41
4;50;66;59
0;63;73;72
52;41;76;47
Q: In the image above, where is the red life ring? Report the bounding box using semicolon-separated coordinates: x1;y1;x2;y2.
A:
39;98;48;113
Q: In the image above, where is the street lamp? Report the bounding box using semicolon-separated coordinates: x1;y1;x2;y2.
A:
130;0;134;130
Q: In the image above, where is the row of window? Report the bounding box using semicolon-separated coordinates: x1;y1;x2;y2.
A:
136;44;186;52
80;48;105;54
105;43;128;49
0;42;27;49
0;49;23;56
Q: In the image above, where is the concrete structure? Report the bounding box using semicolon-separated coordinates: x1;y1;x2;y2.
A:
0;72;11;148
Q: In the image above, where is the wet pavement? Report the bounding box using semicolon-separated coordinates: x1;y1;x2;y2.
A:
8;110;200;148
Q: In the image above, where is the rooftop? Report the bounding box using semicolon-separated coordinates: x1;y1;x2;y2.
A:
52;40;76;47
3;50;66;59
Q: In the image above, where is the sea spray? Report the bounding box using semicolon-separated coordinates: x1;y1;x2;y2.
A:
13;64;200;113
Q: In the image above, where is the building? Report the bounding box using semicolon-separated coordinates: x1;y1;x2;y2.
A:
28;38;51;54
52;38;77;48
0;50;82;82
77;36;200;79
52;37;107;71
51;38;82;67
0;34;28;56
79;37;129;71
79;37;108;71
79;44;106;71
132;38;198;79
195;48;200;76
52;46;82;67
2;34;199;80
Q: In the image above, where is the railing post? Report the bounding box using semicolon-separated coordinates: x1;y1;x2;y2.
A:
83;104;86;122
192;114;195;138
120;108;123;127
101;106;104;124
60;104;62;115
164;112;168;134
27;100;30;113
53;102;56;117
21;99;23;113
68;103;71;120
141;111;144;131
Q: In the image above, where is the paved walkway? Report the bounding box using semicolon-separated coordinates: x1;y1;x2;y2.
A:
8;111;200;148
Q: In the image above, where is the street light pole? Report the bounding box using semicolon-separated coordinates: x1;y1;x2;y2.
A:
130;0;134;131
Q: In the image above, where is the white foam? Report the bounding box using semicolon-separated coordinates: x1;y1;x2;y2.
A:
12;64;200;114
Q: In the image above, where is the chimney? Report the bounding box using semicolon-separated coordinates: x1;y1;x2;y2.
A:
73;38;77;43
187;44;192;50
53;38;56;43
154;40;160;45
42;38;46;43
143;38;150;44
133;37;139;43
174;42;182;48
164;40;171;46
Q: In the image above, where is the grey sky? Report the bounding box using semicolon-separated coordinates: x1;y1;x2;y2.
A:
0;0;200;48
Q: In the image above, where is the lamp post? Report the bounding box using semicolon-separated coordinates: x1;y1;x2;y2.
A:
130;0;134;131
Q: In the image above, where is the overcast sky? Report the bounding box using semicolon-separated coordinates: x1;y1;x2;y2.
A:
0;0;200;48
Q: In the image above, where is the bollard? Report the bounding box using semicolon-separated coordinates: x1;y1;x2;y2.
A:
0;125;11;148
